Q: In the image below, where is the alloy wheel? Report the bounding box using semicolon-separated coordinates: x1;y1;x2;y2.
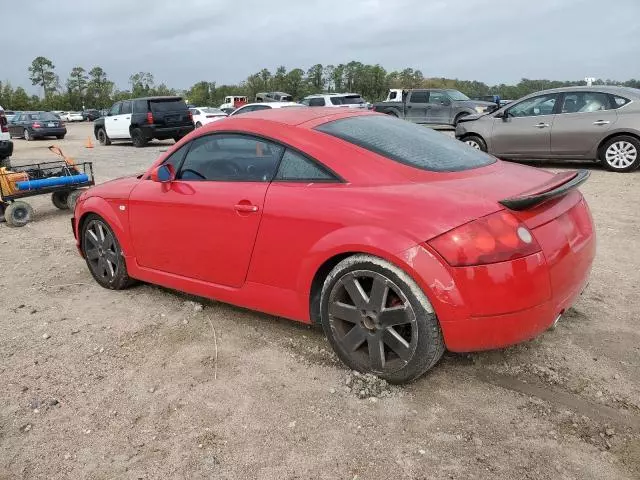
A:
328;270;418;373
465;139;481;149
84;220;119;281
605;141;637;169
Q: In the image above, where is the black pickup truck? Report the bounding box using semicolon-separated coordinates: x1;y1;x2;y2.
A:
371;89;497;126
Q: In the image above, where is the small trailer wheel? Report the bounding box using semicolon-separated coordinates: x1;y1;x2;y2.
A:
5;201;34;227
67;190;84;210
52;191;70;210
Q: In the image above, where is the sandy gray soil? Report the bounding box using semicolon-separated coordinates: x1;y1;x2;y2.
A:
1;122;638;479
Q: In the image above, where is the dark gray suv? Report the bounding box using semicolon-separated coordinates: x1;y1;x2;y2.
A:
456;86;640;172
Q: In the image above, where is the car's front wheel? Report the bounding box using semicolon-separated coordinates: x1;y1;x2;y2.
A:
601;135;640;172
320;254;444;384
463;135;487;152
97;128;111;145
81;214;134;290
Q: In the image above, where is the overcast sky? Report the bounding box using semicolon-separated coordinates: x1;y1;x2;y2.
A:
3;0;639;93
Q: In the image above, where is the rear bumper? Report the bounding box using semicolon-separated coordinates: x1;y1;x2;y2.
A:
31;127;67;137
140;124;194;140
0;140;13;158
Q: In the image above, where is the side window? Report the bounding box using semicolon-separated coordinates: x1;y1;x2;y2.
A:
275;149;336;182
178;134;284;182
161;143;190;172
428;92;449;105
133;100;147;113
611;95;630;108
309;97;325;107
409;92;428;103
121;101;132;115
301;99;310;106
560;92;611;114
508;94;558;117
109;103;121;116
251;105;271;112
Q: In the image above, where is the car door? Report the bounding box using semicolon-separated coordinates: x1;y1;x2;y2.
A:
551;91;617;156
128;133;284;287
425;91;453;124
490;93;559;157
114;100;132;138
104;103;121;138
8;113;22;136
405;91;428;123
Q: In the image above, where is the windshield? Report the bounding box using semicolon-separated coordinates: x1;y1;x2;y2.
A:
200;107;225;115
446;90;470;101
315;115;495;172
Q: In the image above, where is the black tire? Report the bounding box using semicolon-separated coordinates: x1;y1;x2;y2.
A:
4;201;34;227
131;128;147;148
81;214;135;290
320;254;445;384
24;129;32;141
66;190;83;210
56;135;65;140
600;135;640;172
173;135;184;143
386;111;399;118
195;121;202;128
97;128;111;146
0;156;10;169
51;191;70;210
454;113;470;126
462;134;487;152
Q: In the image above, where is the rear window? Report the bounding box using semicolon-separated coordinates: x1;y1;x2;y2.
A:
29;112;57;121
331;95;365;105
150;99;188;113
315;115;496;172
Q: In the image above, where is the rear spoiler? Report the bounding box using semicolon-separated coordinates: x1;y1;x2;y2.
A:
499;169;590;211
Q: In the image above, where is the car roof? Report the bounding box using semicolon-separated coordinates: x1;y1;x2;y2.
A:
227;106;373;126
305;93;362;98
528;85;640;97
125;96;184;101
240;102;301;108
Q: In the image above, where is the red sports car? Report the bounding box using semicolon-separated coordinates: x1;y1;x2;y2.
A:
72;108;595;383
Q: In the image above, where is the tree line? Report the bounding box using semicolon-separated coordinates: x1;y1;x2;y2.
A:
1;56;639;111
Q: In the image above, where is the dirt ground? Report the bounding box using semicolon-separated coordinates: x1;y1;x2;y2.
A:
1;122;639;480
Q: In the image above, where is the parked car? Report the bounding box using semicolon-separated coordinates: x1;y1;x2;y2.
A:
220;107;236;115
190;107;227;127
301;93;367;108
60;112;84;122
372;89;497;126
3;110;17;123
456;86;640;172
93;96;194;148
472;95;513;107
72;108;594;383
0;108;13;168
383;89;404;102
8;111;66;141
256;91;293;102
219;95;248;110
82;109;101;121
228;102;304;116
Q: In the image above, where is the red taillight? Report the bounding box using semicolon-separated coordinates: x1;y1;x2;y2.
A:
147;112;154;124
188;110;193;122
0;116;7;133
428;210;541;267
32;122;42;129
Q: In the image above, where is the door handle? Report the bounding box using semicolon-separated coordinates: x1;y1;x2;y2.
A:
125;117;131;120
113;119;118;121
534;123;550;128
593;120;610;126
406;105;412;109
234;204;259;213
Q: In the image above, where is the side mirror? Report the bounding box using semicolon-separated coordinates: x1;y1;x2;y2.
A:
496;110;509;121
150;164;175;183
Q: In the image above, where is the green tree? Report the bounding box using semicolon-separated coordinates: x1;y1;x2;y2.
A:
28;56;58;98
11;87;32;110
332;64;345;92
129;72;155;97
272;66;287;92
66;66;88;110
187;81;215;106
285;69;305;99
86;67;115;108
306;64;324;92
259;68;272;91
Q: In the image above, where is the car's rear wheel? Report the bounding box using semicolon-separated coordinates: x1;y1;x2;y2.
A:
97;128;111;146
463;135;487;152
601;135;640;172
51;191;70;210
131;128;147;148
195;121;202;128
81;214;134;290
320;254;444;384
23;129;32;141
385;111;399;117
4;201;34;227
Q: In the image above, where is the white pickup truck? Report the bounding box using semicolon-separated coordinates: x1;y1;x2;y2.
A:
0;107;13;168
